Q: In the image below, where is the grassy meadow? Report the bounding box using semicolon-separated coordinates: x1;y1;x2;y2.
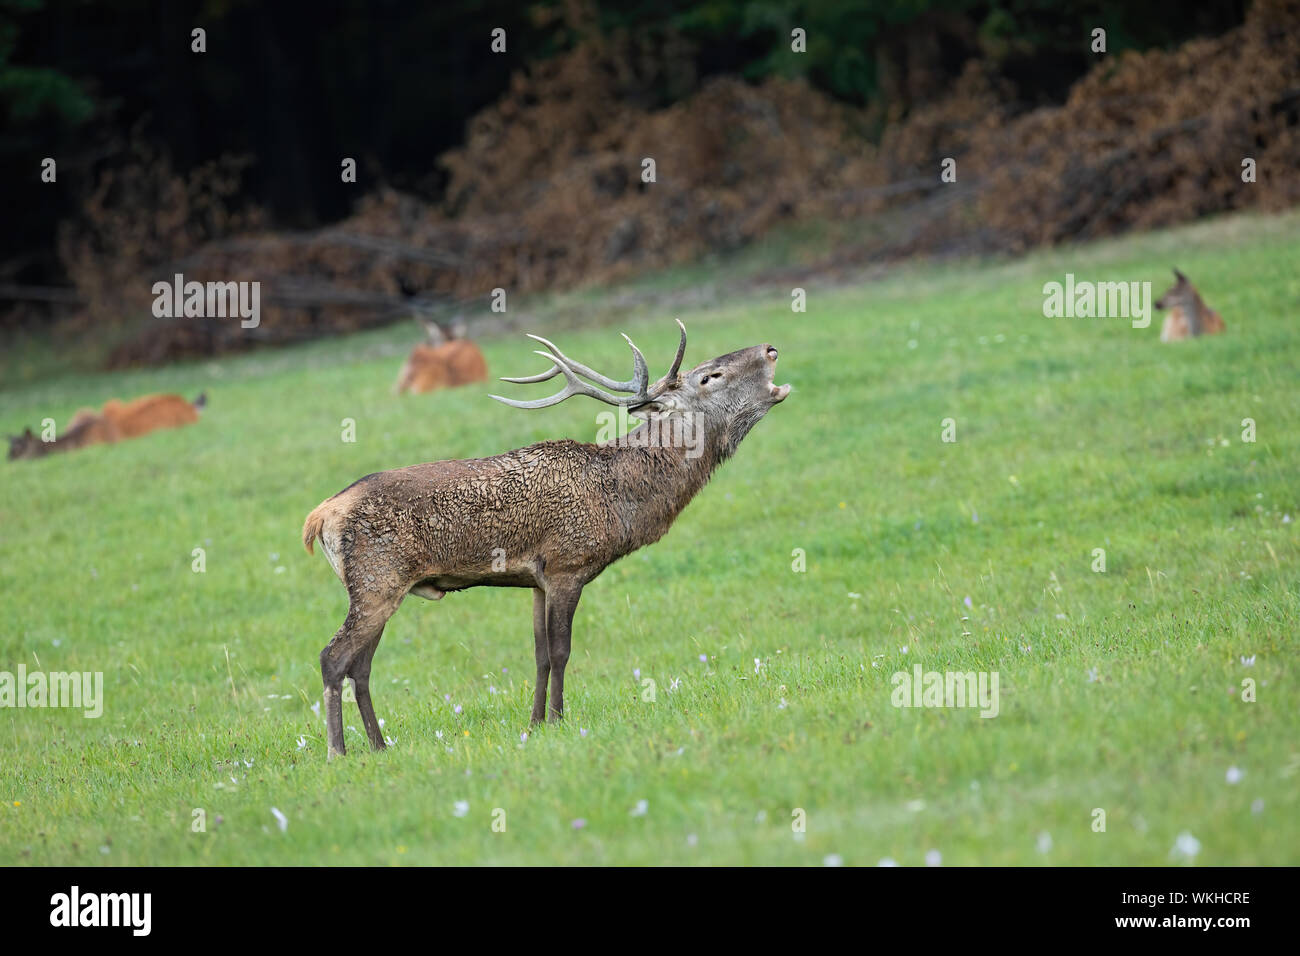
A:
0;210;1297;865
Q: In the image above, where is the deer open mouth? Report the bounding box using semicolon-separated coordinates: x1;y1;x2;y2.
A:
766;351;790;402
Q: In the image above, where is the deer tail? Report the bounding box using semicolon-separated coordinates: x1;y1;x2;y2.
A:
302;503;327;555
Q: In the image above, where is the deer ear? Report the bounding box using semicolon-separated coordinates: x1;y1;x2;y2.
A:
629;386;688;421
1173;267;1187;283
23;427;33;438
628;400;678;421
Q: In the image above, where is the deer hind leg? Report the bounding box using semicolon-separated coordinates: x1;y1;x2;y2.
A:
545;584;583;722
320;622;354;760
351;632;387;751
320;599;393;758
530;587;550;725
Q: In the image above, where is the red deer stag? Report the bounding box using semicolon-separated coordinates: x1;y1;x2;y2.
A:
303;320;790;758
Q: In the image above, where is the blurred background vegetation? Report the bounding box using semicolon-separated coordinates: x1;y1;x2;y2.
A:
4;0;1290;367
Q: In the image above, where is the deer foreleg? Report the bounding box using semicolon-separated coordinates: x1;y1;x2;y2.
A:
530;587;550;724
545;584;582;722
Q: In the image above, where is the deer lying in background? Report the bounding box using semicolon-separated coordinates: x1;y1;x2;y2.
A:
1156;268;1226;342
393;318;488;394
8;392;206;461
304;320;790;758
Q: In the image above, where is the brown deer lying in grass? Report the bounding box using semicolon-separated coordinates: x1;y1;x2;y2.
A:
304;320;790;758
1156;269;1226;342
393;318;488;394
8;392;206;461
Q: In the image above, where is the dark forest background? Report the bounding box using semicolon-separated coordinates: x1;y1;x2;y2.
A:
5;0;1289;367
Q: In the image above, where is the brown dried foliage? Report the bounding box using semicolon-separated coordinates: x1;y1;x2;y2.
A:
95;0;1299;364
58;142;261;334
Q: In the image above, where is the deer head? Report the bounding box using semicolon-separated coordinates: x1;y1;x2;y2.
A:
491;320;790;457
1154;267;1193;311
420;318;448;346
8;427;39;461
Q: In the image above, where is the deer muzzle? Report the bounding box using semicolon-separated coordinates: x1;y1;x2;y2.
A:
764;345;790;401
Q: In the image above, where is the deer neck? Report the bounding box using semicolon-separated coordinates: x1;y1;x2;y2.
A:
1185;293;1207;335
46;418;99;454
24;435;65;458
606;416;734;542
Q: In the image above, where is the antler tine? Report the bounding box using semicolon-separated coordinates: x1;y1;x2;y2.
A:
644;319;688;398
490;350;650;410
522;333;646;392
492;322;683;410
620;333;650;396
499;332;649;391
499;367;561;385
665;319;687;382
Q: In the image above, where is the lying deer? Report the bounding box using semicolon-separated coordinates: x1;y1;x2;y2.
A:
304;320;790;758
8;392;206;461
393;318;488;394
1156;268;1226;342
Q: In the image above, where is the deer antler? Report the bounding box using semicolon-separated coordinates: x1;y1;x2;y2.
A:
491;320;687;410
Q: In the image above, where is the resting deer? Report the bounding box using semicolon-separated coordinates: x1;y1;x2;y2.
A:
8;392;206;461
1156;268;1225;342
304;320;790;758
393;318;488;394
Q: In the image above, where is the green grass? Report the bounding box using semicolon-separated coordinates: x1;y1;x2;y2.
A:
1;209;1297;866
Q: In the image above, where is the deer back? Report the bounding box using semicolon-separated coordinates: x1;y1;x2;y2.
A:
443;340;488;385
110;394;200;438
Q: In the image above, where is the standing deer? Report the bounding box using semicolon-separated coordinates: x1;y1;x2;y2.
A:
8;392;206;461
303;320;790;758
1156;268;1226;342
393;317;489;394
